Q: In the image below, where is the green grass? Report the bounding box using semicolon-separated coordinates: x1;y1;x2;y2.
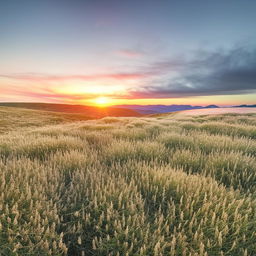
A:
0;107;256;255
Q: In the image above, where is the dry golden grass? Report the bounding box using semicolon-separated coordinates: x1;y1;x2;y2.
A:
0;107;256;255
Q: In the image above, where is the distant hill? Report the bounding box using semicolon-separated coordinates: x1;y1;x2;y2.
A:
113;104;219;114
0;103;141;117
0;103;222;116
234;104;256;108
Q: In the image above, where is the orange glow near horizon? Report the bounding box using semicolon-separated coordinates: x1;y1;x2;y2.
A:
78;93;256;107
93;96;112;107
1;76;256;106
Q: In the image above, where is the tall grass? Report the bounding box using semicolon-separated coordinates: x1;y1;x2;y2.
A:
0;108;256;255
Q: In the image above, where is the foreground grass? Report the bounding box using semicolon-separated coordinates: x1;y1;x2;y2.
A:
0;108;256;255
0;107;93;134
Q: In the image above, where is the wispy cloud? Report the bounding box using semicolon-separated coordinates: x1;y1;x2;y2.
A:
0;85;104;103
0;72;148;82
116;49;144;58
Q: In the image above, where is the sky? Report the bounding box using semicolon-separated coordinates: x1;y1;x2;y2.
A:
1;0;256;106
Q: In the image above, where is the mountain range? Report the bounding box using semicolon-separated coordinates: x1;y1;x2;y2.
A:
112;104;219;114
234;104;256;108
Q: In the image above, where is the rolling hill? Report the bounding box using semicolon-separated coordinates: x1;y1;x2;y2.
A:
0;102;141;117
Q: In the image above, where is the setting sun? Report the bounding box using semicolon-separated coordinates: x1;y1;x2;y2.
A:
94;96;111;106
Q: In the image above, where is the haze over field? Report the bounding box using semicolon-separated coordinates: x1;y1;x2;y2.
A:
175;108;256;116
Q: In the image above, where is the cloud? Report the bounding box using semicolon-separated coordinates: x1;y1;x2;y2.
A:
1;46;256;102
127;46;256;98
0;85;105;103
116;49;144;58
1;87;73;100
0;72;148;82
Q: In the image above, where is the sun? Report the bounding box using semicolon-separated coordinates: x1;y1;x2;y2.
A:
94;96;111;106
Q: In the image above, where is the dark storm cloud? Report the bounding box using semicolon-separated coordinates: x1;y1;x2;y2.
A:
128;47;256;98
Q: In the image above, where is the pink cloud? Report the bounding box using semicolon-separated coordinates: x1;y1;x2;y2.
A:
116;49;144;58
0;72;148;82
0;83;130;103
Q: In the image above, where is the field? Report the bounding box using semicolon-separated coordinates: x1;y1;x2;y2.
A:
0;106;256;256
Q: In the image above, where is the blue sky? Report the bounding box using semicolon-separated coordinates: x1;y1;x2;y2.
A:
1;0;256;105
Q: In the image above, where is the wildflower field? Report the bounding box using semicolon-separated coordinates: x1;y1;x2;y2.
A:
0;107;256;256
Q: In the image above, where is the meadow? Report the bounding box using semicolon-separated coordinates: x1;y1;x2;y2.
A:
0;107;256;256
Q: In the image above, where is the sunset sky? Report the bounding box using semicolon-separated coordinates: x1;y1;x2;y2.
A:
1;0;256;106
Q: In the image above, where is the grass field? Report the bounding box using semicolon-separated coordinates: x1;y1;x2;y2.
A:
0;107;256;255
